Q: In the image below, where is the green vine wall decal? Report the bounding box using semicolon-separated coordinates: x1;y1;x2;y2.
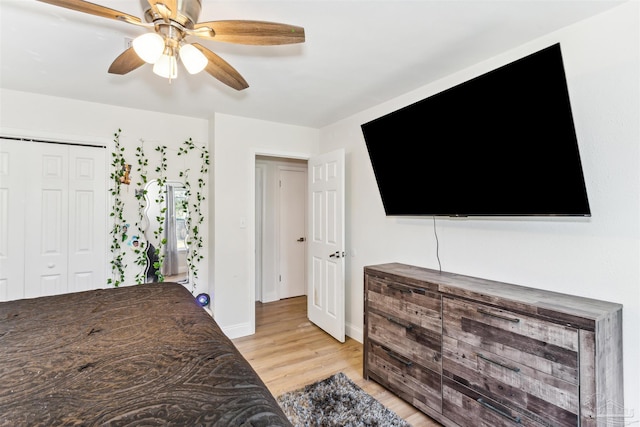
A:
151;145;169;283
108;131;208;292
133;140;150;284
108;129;127;287
178;138;210;293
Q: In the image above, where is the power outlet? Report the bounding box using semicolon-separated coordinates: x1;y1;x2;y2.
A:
124;37;133;49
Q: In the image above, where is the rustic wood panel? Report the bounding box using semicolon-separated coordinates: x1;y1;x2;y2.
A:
368;309;441;373
442;335;579;427
443;297;579;384
593;309;625;426
365;264;441;293
366;263;622;331
442;377;550;427
444;297;579;351
367;341;442;415
579;322;625;427
367;276;442;331
580;329;598;426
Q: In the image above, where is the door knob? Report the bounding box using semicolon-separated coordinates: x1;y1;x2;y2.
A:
297;237;306;242
329;251;344;258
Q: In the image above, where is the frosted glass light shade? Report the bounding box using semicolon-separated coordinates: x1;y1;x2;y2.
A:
153;54;178;79
132;33;164;64
179;44;208;74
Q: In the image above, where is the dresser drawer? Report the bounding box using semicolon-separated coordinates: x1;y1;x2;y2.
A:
442;297;580;427
442;297;579;384
368;309;441;373
443;377;551;427
443;335;579;427
366;276;441;333
367;341;442;415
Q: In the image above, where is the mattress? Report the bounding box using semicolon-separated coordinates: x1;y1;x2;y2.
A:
0;282;292;426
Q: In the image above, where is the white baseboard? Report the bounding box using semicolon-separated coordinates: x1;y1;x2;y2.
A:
223;319;363;343
221;322;254;339
346;321;363;343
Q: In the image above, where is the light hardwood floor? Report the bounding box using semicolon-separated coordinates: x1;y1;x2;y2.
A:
232;296;440;427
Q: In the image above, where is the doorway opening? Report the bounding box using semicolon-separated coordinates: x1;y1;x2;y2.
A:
255;155;308;306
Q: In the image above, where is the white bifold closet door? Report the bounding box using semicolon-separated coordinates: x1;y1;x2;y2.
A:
0;138;107;301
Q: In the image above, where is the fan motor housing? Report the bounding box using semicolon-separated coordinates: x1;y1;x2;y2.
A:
141;0;202;29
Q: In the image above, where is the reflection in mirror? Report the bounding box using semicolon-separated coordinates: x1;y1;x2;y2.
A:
144;180;189;284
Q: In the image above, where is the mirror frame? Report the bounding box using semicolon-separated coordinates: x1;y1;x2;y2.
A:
142;179;190;284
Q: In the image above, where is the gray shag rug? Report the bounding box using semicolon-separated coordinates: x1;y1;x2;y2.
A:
276;372;412;427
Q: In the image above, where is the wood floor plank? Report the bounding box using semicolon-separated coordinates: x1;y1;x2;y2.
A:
232;296;441;426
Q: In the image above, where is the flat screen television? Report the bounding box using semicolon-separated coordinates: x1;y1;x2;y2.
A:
361;43;591;217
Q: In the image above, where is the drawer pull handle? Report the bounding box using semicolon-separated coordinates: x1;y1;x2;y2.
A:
477;353;521;372
387;316;414;331
387;283;412;293
386;350;413;367
477;308;520;323
477;398;522;424
387;283;426;295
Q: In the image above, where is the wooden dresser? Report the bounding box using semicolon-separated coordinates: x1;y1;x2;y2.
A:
363;263;623;427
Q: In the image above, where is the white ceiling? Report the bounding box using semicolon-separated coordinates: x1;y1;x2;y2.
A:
0;0;628;128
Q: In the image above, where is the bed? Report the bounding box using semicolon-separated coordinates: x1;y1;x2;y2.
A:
0;282;292;426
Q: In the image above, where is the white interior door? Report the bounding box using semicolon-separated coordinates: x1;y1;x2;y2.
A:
307;149;345;342
279;167;307;299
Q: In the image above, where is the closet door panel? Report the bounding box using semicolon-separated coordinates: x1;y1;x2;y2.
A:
25;143;69;298
0;186;8;300
0;140;27;301
68;146;106;293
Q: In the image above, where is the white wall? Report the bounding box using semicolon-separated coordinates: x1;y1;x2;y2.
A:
0;90;211;295
320;1;639;419
211;113;319;337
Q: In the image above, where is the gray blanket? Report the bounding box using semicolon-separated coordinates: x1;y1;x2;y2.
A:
0;282;291;426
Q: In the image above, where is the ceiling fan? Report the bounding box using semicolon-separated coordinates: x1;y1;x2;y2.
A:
36;0;306;90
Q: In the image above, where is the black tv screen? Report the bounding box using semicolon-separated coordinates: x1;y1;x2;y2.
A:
361;43;590;217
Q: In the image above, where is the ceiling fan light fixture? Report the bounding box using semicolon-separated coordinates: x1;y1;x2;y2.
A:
153;52;178;79
179;44;208;74
132;32;164;64
38;0;305;89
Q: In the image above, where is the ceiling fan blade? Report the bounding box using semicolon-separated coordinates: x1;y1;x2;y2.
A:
193;20;305;45
108;47;145;75
192;43;249;91
147;0;177;22
37;0;142;26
